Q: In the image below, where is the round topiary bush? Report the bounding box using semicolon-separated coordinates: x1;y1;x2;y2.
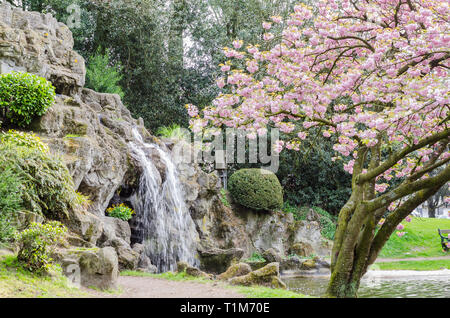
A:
228;168;283;211
0;71;55;127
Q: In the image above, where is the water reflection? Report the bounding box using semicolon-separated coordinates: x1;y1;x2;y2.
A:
283;275;450;298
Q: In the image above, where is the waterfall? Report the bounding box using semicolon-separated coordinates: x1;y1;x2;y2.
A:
129;128;199;272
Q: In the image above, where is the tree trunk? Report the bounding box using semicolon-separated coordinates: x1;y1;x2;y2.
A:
325;181;446;298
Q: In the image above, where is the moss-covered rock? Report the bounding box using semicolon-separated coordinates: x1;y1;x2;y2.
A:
229;262;286;289
228;169;283;211
218;263;252;280
301;259;316;270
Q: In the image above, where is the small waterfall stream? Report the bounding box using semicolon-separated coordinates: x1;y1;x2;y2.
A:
129;128;199;272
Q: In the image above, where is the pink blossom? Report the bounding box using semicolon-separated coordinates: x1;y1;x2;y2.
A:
262;22;272;30
396;224;405;231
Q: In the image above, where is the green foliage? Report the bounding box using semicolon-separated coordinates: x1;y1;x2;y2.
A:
312;207;337;241
282;204;337;240
0;166;23;243
277;135;352;215
85;47;124;98
219;188;231;208
15;221;67;273
0;138;77;219
0;72;55;127
0;129;50;153
106;203;135;221
155;124;188;141
244;252;266;263
228;168;283;211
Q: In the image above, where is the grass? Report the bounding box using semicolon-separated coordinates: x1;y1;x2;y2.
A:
379;217;450;258
0;255;88;298
374;259;450;271
120;270;310;298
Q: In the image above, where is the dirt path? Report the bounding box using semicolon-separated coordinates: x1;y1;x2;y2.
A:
375;255;450;263
87;276;245;298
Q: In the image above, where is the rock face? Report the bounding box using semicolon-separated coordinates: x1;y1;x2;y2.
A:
0;2;85;95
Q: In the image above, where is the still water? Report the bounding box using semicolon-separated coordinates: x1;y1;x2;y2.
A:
283;274;450;298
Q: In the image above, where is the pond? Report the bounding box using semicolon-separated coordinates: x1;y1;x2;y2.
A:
283;273;450;298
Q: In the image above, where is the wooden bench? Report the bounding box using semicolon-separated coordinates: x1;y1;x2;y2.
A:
438;229;450;252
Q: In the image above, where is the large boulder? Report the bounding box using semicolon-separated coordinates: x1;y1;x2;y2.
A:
57;246;119;290
218;263;252;281
290;241;315;257
229;262;286;289
198;247;244;274
262;248;282;263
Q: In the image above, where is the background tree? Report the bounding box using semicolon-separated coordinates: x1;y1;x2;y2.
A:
189;0;450;297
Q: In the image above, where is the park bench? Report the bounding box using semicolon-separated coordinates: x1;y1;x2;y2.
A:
438;229;450;252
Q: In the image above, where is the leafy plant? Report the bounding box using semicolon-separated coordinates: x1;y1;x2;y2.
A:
106;203;135;221
244;252;266;263
219;188;230;207
0;129;49;153
228;168;283;211
15;221;67;273
0;72;55;127
0;141;77;219
0;166;23;243
155;124;189;141
85;47;124;98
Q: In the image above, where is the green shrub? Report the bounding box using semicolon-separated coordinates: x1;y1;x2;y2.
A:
156;124;189;141
0;166;24;243
0;139;77;219
0;129;49;153
228;168;283;211
0;72;55;127
15;221;67;273
86;47;124;98
244;252;266;263
106;203;134;221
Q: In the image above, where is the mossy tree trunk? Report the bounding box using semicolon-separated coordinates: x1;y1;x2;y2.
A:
325;133;450;298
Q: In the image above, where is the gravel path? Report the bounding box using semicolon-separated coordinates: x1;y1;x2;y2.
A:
87;276;245;298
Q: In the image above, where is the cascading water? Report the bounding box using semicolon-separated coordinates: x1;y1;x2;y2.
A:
129;128;199;272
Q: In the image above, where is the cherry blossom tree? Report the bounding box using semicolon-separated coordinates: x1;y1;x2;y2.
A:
188;0;450;297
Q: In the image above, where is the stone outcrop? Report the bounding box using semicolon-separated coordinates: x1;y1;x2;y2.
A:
0;2;85;95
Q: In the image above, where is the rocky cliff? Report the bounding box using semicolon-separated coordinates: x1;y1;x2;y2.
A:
0;2;331;288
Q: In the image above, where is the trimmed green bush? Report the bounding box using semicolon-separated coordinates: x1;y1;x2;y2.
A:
15;221;67;273
0;72;55;127
0;132;77;219
228;168;283;211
